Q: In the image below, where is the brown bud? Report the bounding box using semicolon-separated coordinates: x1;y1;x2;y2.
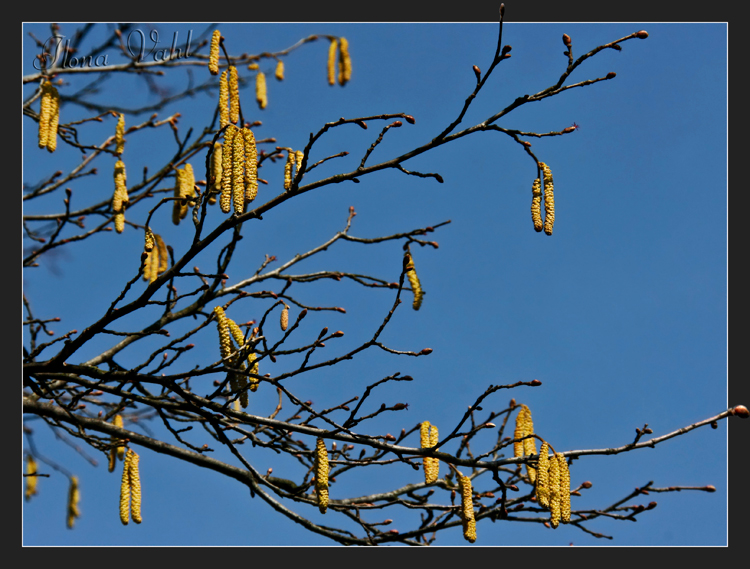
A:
636;30;649;39
562;33;571;47
473;65;481;80
335;307;346;313
530;379;542;386
732;405;749;418
355;119;368;129
404;115;415;124
501;45;512;56
581;481;593;489
385;433;396;441
705;485;716;492
331;330;344;337
392;121;403;127
646;501;658;509
606;72;617;79
420;348;433;355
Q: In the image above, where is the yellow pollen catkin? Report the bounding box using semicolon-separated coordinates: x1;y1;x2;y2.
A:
540;162;555;236
67;476;80;529
513;405;527;458
283;150;294;190
275;60;284;81
155;233;168;275
38;81;52;149
459;473;477;543
536;442;550;509
229;66;239;125
327;38;338;86
531;177;543;232
211;141;223;195
557;453;571;524
144;227;155;253
112;160;128;234
420;421;434;484
548;450;561;528
25;455;38;501
247;350;259;392
315;438;329;514
220;125;236;213
522;405;537;482
46;84;60;152
128;450;142;524
243;128;258;202
338;37;351;86
119;451;131;525
295;150;304;179
209;30;221;75
115;113;125;155
428;425;439;482
219;70;229;129
256;71;267;109
214;306;232;361
404;252;424;310
232;128;245;214
280;305;289;331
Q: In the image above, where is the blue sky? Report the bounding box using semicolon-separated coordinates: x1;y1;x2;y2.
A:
22;20;730;546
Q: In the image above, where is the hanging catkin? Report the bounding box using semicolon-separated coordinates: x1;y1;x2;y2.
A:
229;66;240;125
338;37;352;85
219;70;229;129
243;128;258;202
459;473;477;543
232;127;245;214
541;162;555;236
531;177;543;232
404;252;424;310
115;113;125;155
66;476;80;529
112;160;128;234
327;38;338;86
256;71;267;109
220;125;236;213
548;450;561;528
557;453;571;524
25;455;38;501
535;441;551;509
275;60;284;80
208;30;221;75
315;438;329;514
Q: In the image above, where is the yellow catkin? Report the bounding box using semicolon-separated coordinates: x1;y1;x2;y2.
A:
25;455;38;501
420;421;432;484
144;227;155;253
327;38;338;86
232;128;245;214
229;65;240;125
220;125;236;213
155;234;168;275
243;128;258;202
113;160;128;234
219;70;229;129
211;141;223;193
404;252;424;310
280;305;289;331
128;450;142;524
38;81;52;148
531;177;543;232
275;60;284;81
143;233;161;283
522;405;537;482
247;350;259;392
548;450;561;528
459;473;477;543
114;414;125;461
46;84;60;152
513;405;528;459
115;113;125;155
209;30;221;75
256;71;267;109
428;425;439;483
67;476;80;529
536;442;550;509
315;438;329;514
295;150;304;177
283;150;294;190
214;306;233;361
541;162;555;236
119;452;131;525
557;453;571;524
338;37;352;86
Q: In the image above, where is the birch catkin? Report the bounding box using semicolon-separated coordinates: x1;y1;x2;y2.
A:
535;442;550;509
548;450;561;528
213;306;232;361
209;30;221;75
243;128;258;202
220;125;236;213
557;453;571;524
112;160;128;234
404;252;424;310
210;141;223;198
46;86;59;152
25;455;38;501
219;70;229;129
284;150;294;190
128;450;142;524
280;304;289;331
67;476;80;529
38;81;52;149
459;474;477;543
232;127;246;214
275;60;284;81
531;177;543;232
338;37;352;86
256;71;267;109
541;162;555;236
315;438;329;514
420;421;439;484
327;38;338;86
119;452;131;525
155;234;168;275
115;113;125;155
229;65;240;125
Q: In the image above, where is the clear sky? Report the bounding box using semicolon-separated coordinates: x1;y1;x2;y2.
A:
22;18;730;547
